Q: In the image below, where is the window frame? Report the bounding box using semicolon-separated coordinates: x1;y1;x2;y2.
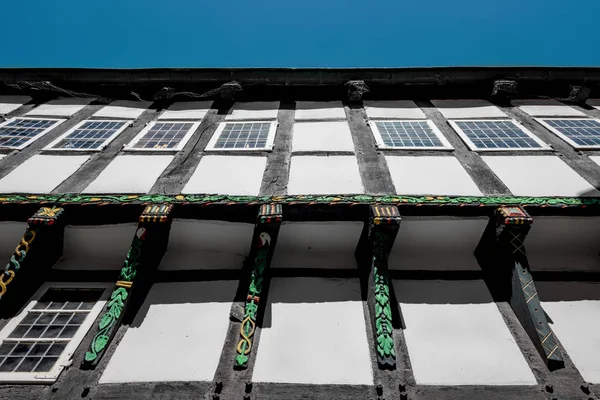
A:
123;121;201;152
448;119;552;152
0;282;111;384
0;117;65;150
535;117;600;150
44;119;132;152
368;119;454;150
205;121;278;151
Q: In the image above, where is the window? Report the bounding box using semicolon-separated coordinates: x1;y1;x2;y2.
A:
536;118;600;149
0;283;109;383
369;120;453;150
45;120;131;151
124;121;200;151
206;122;277;151
0;118;64;150
449;120;551;151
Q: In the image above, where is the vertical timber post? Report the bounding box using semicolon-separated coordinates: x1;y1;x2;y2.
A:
82;204;174;368
493;206;564;370
234;203;282;370
0;206;65;317
368;205;401;370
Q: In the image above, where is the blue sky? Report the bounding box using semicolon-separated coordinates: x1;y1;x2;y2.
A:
2;0;600;68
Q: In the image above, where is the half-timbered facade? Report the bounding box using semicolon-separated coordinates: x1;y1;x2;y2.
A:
0;67;599;400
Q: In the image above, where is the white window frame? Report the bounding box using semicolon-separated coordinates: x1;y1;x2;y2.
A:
0;117;65;150
535;117;600;150
0;282;111;384
448;119;552;151
368;119;453;150
123;120;201;151
44;119;133;152
205;121;278;151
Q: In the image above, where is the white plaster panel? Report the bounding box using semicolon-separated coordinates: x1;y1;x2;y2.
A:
225;102;279;120
482;156;600;197
83;155;173;194
26;98;94;117
0;96;31;115
538;281;600;383
431;99;508;119
589;155;600;168
385;156;483;196
0;222;27;261
0;155;89;194
287;156;364;195
159;220;253;270
100;281;236;383
395;280;536;385
389;218;488;270
253;277;373;385
512;99;586;117
158;101;212;120
182;156;266;195
587;99;600;111
271;222;363;269
363;100;426;119
292;121;355;152
526;217;600;272
294;101;346;120
93;100;151;119
53;224;138;270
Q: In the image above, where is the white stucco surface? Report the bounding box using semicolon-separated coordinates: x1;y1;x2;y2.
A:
587;99;600;111
482;156;600;197
253;277;373;385
292;121;355;152
0;222;27;261
0;155;89;194
512;99;586;117
26;98;94;117
93;100;151;119
363;100;426;119
287;156;364;194
589;155;600;168
83;155;173;194
294;101;346;120
395;280;536;385
385;156;482;196
431;99;508;119
182;156;266;195
159;220;253;270
537;282;600;383
158;101;212;120
100;281;236;383
526;217;600;272
54;224;138;270
225;102;279;120
389;218;487;270
271;222;363;269
0;96;31;115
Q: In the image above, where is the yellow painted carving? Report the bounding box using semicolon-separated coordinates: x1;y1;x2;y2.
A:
15;231;36;258
0;270;15;297
237;316;256;355
37;207;62;218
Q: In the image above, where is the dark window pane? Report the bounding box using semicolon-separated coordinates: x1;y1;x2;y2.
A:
16;357;40;372
34;357;59;372
37;313;55;324
63;302;80;310
12;343;31;356
29;343;50;357
21;313;40;325
0;357;21;372
24;325;47;339
8;325;29;338
42;326;63;339
46;343;66;356
54;313;73;324
0;342;15;356
32;302;50;310
48;302;65;310
69;314;87;325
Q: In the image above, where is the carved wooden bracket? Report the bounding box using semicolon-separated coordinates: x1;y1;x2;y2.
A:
234;203;282;370
82;204;173;368
494;206;564;370
368;205;401;369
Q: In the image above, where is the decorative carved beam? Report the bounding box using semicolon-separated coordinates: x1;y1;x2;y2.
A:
82;204;173;368
0;206;65;310
492;206;564;370
234;203;282;369
368;205;401;369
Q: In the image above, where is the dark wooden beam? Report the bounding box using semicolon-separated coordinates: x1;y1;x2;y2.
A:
81;204;173;368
